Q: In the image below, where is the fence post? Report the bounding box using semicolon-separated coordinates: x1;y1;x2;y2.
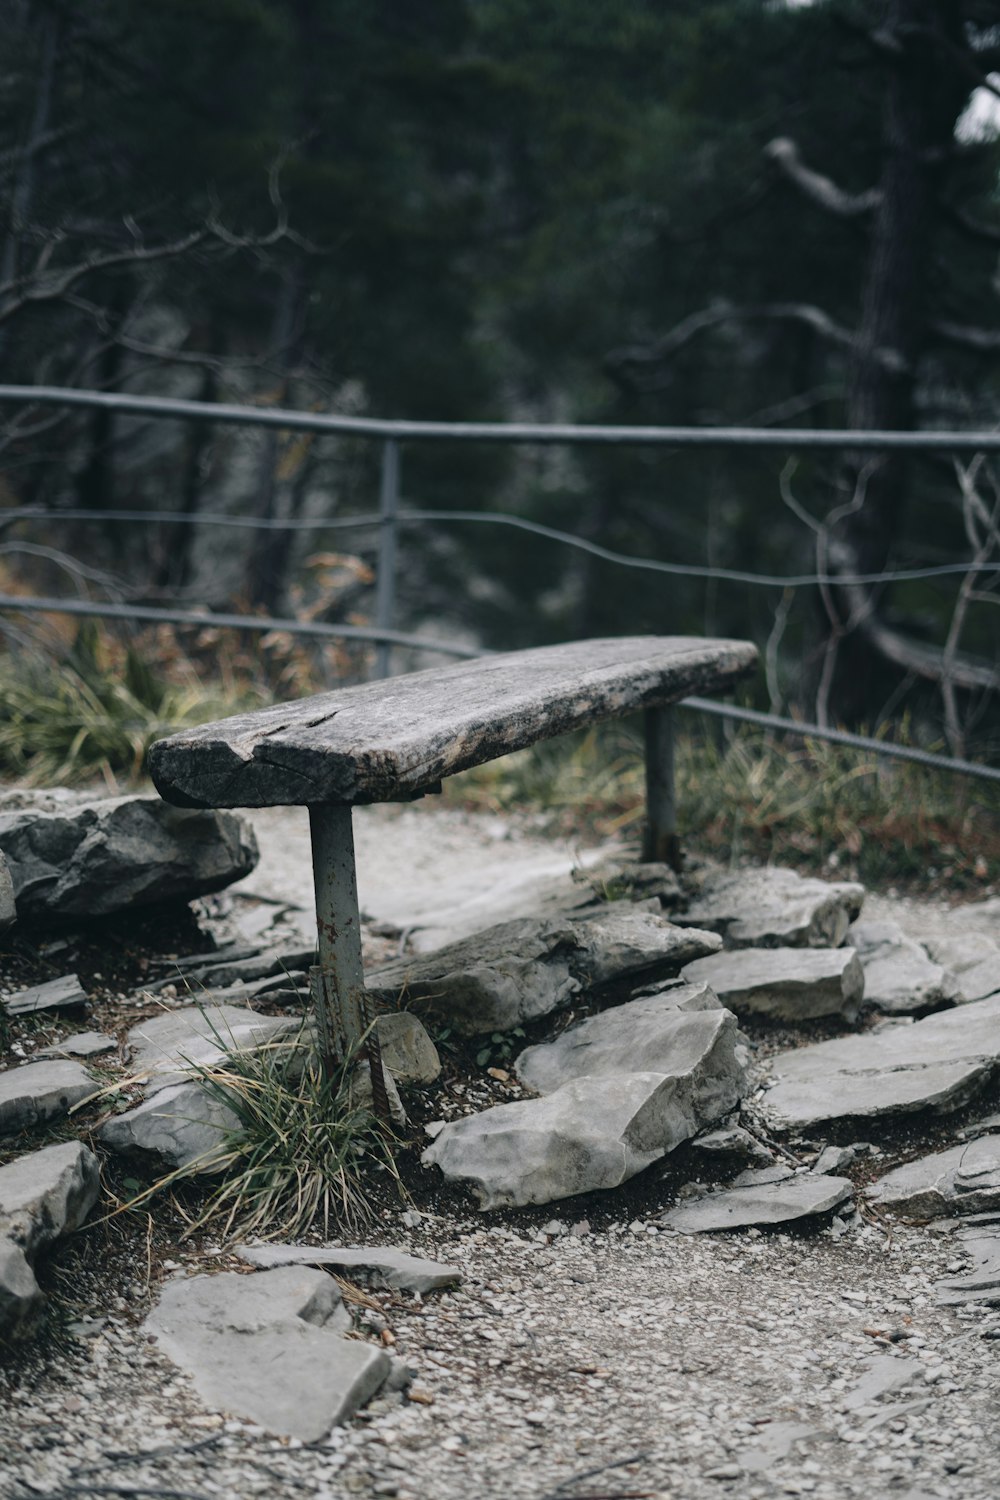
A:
374;437;400;680
642;705;680;871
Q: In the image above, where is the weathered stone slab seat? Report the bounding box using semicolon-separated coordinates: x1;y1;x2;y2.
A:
148;635;757;809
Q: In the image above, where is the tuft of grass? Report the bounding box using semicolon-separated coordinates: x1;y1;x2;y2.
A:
0;621;265;785
113;1029;401;1245
446;717;1000;895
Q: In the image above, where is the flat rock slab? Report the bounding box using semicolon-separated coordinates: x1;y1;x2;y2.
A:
757;993;1000;1132
148;636;757;808
867;1135;1000;1218
236;1243;461;1293
0;1140;101;1339
0;1059;94;1135
678;865;864;949
369;909;721;1037
515;981;735;1093
144;1266;389;1439
0;849;14;928
659;1169;853;1233
123;1004;298;1095
37;1031;116;1059
0;795;258;920
953;953;1000;1006
681;946;863;1022
5;973;87;1017
425;1009;744;1211
846;920;960;1014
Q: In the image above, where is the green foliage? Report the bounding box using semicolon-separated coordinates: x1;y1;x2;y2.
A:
117;1030;401;1244
475;1027;525;1068
0;624;264;785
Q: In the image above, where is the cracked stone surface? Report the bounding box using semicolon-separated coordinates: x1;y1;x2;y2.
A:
681;946;864;1022
933;1216;1000;1306
0;850;14;928
846;920;961;1015
678;865;864;949
867;1134;1000;1219
144;1266;389;1439
0;1140;101;1339
757;993;1000;1131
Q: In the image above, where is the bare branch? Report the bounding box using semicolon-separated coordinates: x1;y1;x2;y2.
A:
764;138;881;218
930;318;1000;352
943;202;1000;246
607;301;905;386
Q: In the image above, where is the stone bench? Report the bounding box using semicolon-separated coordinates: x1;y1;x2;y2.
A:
148;636;757;1115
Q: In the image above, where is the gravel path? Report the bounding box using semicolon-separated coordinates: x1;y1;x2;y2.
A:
2;803;999;1500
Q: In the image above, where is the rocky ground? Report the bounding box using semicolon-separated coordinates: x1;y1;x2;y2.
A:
1;793;999;1500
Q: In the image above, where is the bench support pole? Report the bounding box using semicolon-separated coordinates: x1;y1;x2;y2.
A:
309;804;390;1123
642;705;681;871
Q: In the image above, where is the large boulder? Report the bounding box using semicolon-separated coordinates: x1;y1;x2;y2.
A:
757;992;1000;1132
144;1266;389;1439
677;865;864;949
0;794;258;920
425;999;745;1210
846;920;960;1015
681;946;864;1022
368;907;721;1037
0;1140;101;1339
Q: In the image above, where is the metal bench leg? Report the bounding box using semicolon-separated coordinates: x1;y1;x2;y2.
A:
642;705;681;871
309;804;390;1123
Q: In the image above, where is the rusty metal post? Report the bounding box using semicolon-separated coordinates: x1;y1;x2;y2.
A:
308;804;389;1122
642;705;680;871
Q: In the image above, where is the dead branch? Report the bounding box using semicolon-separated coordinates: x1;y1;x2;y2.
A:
764;137;881;218
931;318;1000;353
942;202;1000;246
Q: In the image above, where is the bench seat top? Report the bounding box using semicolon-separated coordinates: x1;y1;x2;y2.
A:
148;635;757;809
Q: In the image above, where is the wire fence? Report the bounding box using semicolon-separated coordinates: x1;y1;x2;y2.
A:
0;382;998;786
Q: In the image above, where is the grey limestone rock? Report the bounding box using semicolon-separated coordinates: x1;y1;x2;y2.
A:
425;1003;745;1209
952;953;1000;1006
144;1266;389;1438
934;1221;1000;1307
368;910;720;1037
813;1144;857;1175
37;1031;116;1060
681;946;864;1022
659;1168;853;1233
846;920;961;1014
0;1140;101;1339
923;931;999;976
375;1011;441;1085
123;1004;298;1094
236;1243;461;1293
515;981;735;1094
678;865;864;950
867;1135;1000;1218
0;1059;94;1135
689;1124;774;1167
757;992;1000;1131
0;794;258;920
5;974;87;1017
98;1003;298;1169
98;1080;241;1171
0;850;14;928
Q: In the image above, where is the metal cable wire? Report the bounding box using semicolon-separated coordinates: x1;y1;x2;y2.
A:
3;382;1000;448
0;591;996;782
3;505;998;589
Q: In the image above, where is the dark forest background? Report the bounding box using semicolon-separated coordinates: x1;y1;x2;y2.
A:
3;0;1000;758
